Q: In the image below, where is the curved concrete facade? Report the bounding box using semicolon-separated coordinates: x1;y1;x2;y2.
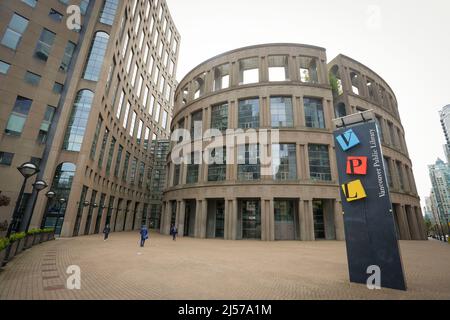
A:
162;43;426;241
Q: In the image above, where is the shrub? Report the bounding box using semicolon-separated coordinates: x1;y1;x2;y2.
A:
9;232;26;242
42;228;55;233
27;228;42;235
0;237;10;251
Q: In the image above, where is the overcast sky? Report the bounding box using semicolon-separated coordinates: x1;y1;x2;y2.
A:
166;0;450;210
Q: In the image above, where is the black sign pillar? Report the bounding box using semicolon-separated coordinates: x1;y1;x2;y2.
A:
333;118;407;291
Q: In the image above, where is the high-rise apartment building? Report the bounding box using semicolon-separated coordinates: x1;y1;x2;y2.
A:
0;0;180;237
439;105;450;163
428;159;450;234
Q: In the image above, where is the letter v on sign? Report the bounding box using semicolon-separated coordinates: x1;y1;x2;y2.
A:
336;129;360;151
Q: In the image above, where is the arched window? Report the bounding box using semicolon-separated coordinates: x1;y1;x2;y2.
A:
99;0;119;25
350;71;360;95
82;31;110;81
334;102;347;118
41;162;76;235
63;90;94;151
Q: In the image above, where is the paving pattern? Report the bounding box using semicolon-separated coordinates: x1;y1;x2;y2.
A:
0;232;449;300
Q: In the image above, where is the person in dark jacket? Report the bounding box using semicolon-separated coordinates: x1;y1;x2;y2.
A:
170;224;178;241
103;225;111;241
140;225;149;247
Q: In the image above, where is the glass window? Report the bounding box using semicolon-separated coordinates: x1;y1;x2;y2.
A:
22;0;37;8
122;152;130;181
34;28;56;61
60;41;76;71
122;32;129;58
268;55;289;81
137;119;143;144
173;164;180;186
24;71;41;86
208;147;226;182
82;32;110;81
308;144;331;181
238;98;259;129
298;56;318;83
114;145;123;177
211;103;228;131
1;14;29;50
144;127;150;151
0;152;14;166
190;110;202;139
272;144;297;180
0;60;11;74
116;89;125;119
129;111;137;137
53;82;64;94
63;90;94;151
123;101;130;128
270;96;293;128
99;0;119;25
106;137;116;175
38;105;56;144
90;117;103;159
334;103;346;118
130;157;138;184
186;152;200;184
162;111;168;129
131;63;138;86
49;8;63;22
5;96;33;136
214;64;230;91
98;128;109;168
304;97;325;129
80;0;90;15
154;102;161;122
239;57;259;85
238;144;260;181
350;71;361;95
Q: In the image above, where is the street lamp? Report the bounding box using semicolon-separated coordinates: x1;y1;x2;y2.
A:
24;180;48;232
54;198;67;231
6;162;39;237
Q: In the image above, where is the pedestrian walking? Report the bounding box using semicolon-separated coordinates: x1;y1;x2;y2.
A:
140;225;149;247
103;224;110;241
170;224;178;241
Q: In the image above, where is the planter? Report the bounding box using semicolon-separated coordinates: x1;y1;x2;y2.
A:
39;233;45;243
23;234;34;250
7;241;19;262
48;232;55;241
0;246;8;267
32;233;41;245
15;238;24;255
1;245;12;267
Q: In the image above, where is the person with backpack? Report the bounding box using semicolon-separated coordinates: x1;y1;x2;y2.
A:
170;223;178;241
103;224;111;241
140;225;149;247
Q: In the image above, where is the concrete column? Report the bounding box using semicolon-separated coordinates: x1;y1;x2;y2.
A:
290;55;299;82
298;199;307;241
260;56;268;83
303;144;310;179
164;201;172;235
415;206;426;240
200;199;208;239
230;198;238;240
292;95;300;128
329;145;338;182
231;61;239;87
178;200;185;237
391;159;400;191
261;199;268;241
324;99;333;129
296;143;303;180
261;97;268;128
406;205;420;240
397;204;411;240
269;199;275;241
224;199;230;240
305;199;315;241
297;96;305;127
175;201;180;227
334;199;345;241
160;202;166;233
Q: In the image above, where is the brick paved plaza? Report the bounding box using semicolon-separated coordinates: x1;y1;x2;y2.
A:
0;232;449;300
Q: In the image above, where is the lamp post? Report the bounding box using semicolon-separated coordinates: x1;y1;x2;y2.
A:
6;162;39;238
54;198;67;232
24;180;48;232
